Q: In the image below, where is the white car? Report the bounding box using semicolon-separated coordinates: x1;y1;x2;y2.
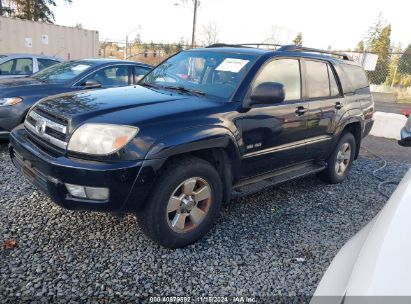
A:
311;168;411;304
0;54;62;78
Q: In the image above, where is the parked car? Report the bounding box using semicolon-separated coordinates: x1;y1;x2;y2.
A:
311;168;411;304
9;44;374;248
0;59;152;139
399;115;411;146
0;54;62;79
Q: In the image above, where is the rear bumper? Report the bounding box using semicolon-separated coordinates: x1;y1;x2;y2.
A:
9;127;163;213
363;118;374;138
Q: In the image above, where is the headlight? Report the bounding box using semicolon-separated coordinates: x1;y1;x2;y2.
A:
0;97;23;106
67;123;138;155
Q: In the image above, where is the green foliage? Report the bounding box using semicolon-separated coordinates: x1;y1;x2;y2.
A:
293;32;303;46
398;44;411;75
1;0;72;23
355;41;365;52
366;21;392;85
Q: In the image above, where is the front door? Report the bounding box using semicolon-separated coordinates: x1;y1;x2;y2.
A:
240;58;308;177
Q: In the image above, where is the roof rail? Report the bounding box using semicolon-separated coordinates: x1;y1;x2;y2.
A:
206;43;282;49
277;45;350;60
205;43;351;60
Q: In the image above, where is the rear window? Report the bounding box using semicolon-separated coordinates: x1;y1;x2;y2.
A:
305;60;331;98
340;64;369;90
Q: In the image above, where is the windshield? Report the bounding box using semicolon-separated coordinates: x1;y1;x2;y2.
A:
32;61;96;83
141;51;257;99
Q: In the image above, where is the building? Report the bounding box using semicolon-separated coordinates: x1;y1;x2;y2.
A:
0;16;99;60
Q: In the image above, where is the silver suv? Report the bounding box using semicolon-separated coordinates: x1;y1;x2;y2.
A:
0;54;62;78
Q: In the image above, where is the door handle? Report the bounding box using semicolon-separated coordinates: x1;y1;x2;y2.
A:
295;106;307;116
335;101;343;110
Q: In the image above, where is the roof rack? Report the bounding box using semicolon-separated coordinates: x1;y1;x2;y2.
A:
206;43;282;49
277;45;350;60
205;43;350;60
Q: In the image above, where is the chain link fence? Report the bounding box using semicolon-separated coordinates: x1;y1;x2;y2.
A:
98;41;411;103
316;50;411;103
99;41;192;66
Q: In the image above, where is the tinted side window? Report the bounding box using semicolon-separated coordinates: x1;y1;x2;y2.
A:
0;58;33;75
134;66;150;82
83;66;129;87
0;60;14;75
305;60;330;98
328;65;340;96
253;58;301;101
38;59;60;71
340;64;369;90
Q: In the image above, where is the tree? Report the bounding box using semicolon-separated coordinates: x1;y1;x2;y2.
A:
385;43;402;86
398;44;411;75
2;0;73;23
366;24;392;85
355;41;365;52
200;21;220;46
292;32;303;46
365;13;384;50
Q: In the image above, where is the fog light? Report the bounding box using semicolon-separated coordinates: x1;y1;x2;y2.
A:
65;184;109;200
65;184;86;198
85;186;109;200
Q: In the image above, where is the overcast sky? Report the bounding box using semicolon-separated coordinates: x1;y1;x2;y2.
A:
54;0;410;50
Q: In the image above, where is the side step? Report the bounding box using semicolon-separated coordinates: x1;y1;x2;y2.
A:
232;162;327;198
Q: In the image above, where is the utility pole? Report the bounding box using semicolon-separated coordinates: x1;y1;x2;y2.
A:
124;26;142;60
191;0;198;48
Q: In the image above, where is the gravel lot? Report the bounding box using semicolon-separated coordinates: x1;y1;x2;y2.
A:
0;141;409;303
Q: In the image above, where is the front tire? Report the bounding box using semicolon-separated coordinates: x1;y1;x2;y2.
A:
318;132;356;184
137;156;223;248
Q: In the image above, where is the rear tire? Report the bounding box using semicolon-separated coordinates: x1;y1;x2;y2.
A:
318;132;356;184
137;156;223;248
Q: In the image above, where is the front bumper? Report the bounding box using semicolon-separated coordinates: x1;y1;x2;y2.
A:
399;127;411;147
9;127;162;213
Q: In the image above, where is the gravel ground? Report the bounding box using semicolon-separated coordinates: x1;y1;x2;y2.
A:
0;141;409;303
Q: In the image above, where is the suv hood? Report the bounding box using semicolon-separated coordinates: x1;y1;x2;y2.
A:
35;85;223;127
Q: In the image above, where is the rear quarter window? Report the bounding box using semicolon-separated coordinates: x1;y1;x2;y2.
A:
340;64;369;91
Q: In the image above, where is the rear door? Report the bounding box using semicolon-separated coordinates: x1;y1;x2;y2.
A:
240;57;309;177
303;59;343;159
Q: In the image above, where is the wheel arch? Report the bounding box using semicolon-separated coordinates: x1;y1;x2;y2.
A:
339;119;363;160
145;126;242;204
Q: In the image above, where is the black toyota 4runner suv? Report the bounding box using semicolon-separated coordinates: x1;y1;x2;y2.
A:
9;44;374;248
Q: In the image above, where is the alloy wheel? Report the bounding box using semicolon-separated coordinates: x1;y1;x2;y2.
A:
166;177;212;233
335;142;351;176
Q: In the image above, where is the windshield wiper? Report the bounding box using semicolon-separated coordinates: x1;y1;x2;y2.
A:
164;86;205;96
139;82;163;89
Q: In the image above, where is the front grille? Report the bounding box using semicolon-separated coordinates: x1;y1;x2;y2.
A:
24;108;69;150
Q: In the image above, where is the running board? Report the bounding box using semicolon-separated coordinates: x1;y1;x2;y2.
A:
233;162;327;189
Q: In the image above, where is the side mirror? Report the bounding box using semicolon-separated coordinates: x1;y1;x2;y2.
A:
83;80;102;89
247;82;285;107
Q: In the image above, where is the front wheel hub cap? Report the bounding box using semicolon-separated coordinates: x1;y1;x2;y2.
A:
166;177;212;233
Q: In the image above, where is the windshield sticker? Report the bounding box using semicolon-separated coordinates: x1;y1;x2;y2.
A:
216;58;249;73
71;64;90;72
